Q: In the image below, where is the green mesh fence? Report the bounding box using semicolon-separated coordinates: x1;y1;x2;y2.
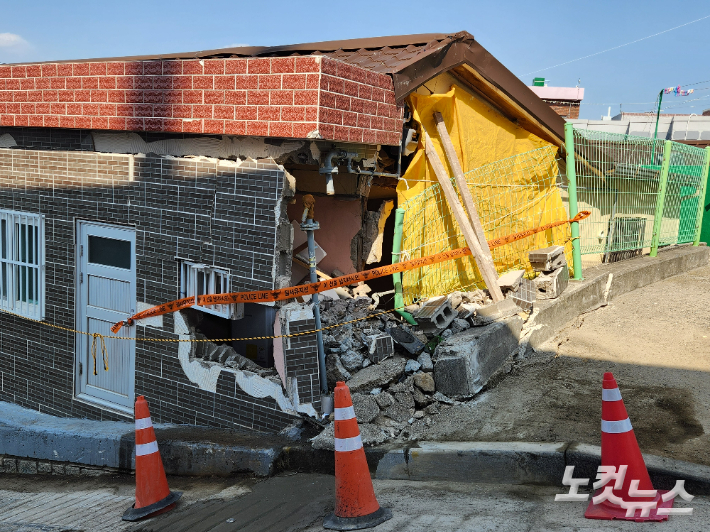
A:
399;146;571;304
572;128;707;260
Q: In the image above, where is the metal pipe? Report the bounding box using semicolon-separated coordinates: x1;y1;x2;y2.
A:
650;140;672;257
305;227;328;395
391;208;417;325
564;122;584;280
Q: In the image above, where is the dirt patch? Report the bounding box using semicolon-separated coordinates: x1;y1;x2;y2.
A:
404;263;710;466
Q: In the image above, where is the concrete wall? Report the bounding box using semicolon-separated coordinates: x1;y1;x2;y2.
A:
0;141;300;432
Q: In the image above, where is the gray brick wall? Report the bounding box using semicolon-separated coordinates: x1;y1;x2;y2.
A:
0;138;298;432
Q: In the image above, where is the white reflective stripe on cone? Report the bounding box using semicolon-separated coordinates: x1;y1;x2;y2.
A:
602;418;633;434
136;441;159;456
602;388;622;401
334;435;363;452
135;417;153;430
334;406;356;421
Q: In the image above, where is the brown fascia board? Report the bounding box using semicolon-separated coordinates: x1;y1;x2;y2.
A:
391;38;566;147
12;32;454;65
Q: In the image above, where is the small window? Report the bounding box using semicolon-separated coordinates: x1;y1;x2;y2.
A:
88;236;131;269
179;261;234;319
0;210;44;319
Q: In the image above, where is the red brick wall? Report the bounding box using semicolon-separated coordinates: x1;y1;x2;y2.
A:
0;56;401;145
543;100;581;119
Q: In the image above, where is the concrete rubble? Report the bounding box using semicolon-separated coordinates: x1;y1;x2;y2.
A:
311;280;540;449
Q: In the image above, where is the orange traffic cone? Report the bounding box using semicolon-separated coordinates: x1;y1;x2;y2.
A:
323;381;392;530
122;396;182;521
585;372;673;521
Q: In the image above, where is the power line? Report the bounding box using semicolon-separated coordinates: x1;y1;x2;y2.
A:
521;13;710;77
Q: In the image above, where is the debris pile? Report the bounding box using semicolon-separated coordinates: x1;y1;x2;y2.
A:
530;246;569;300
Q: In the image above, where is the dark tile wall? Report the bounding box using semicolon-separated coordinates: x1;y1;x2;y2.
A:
0;143;299;432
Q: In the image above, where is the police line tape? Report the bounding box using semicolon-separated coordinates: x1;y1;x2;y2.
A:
111;211;590;333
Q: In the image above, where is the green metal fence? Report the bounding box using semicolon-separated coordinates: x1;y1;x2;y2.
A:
568;127;710;263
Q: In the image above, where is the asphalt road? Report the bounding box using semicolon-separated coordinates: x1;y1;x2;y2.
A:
0;473;707;532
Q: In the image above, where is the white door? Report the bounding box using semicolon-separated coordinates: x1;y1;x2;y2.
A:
76;222;136;413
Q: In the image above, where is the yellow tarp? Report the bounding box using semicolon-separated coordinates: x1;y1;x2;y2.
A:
398;85;573;302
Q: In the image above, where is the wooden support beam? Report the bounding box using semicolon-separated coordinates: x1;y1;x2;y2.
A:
433;111;498;283
425;132;505;302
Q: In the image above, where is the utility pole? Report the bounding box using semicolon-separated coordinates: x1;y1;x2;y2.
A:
651;89;664;164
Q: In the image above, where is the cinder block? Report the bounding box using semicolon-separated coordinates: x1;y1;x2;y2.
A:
534;264;569;300
18;459;38;474
386;326;425;356
413;296;456;333
509;278;537;312
529;245;565;272
37;461;52;474
470;299;520;326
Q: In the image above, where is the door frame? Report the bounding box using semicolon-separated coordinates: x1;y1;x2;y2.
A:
74;220;136;416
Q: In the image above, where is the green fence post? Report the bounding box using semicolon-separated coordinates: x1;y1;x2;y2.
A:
391;208;417;325
650;140;673;257
564;122;583;280
693;147;710;246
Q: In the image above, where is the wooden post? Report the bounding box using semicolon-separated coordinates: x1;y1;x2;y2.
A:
425;133;504;302
433;112;498;282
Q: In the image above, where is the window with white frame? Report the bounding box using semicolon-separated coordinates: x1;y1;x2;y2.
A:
179;261;234;319
0;210;44;319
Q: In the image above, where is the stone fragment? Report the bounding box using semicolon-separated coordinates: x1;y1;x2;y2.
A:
325;353;350;389
411;386;431;407
433;317;522;398
462;290;486;304
387;326;425;355
347;356;407;393
470;299;520;326
457;303;481;320
405;359;421;373
414;410;425;419
352;393;380;423
449;318;470;335
424;403;440;415
441;329;452;339
384;401;412;423
340;349;364;373
432;391;455;405
375;391;395;409
534;264;569;300
417;352;433;372
413;372;436;393
447;291;464;309
370;387;382;395
497;269;525;291
413;296;456;333
346;297;373;320
362;358;371;368
368;333;395;363
394;391;415;410
528;245;565;272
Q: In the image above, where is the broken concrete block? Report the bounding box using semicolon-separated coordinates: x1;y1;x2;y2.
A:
417;352;433;372
347;356;407;393
413;296;456;333
352;393;380;424
384;402;412;423
340;350;364;373
387;326;425;356
534;264;569;300
424;403;440;415
509;278;537;312
369;334;395;363
413;372;435;393
529;245;565;272
411;386;431;407
470;299;520;326
325;354;350;389
457;302;481;320
447;291;464;309
405;359;421;373
497;270;525;291
449;318;470;335
394;391;415;410
433;317;523;398
375;391;395;409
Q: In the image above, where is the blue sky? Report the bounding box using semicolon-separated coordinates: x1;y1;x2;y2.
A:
1;0;709;120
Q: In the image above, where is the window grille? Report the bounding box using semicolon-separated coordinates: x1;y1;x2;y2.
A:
0;210;44;319
179;261;235;319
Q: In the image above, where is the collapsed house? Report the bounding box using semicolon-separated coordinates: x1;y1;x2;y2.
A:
0;31;571;433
